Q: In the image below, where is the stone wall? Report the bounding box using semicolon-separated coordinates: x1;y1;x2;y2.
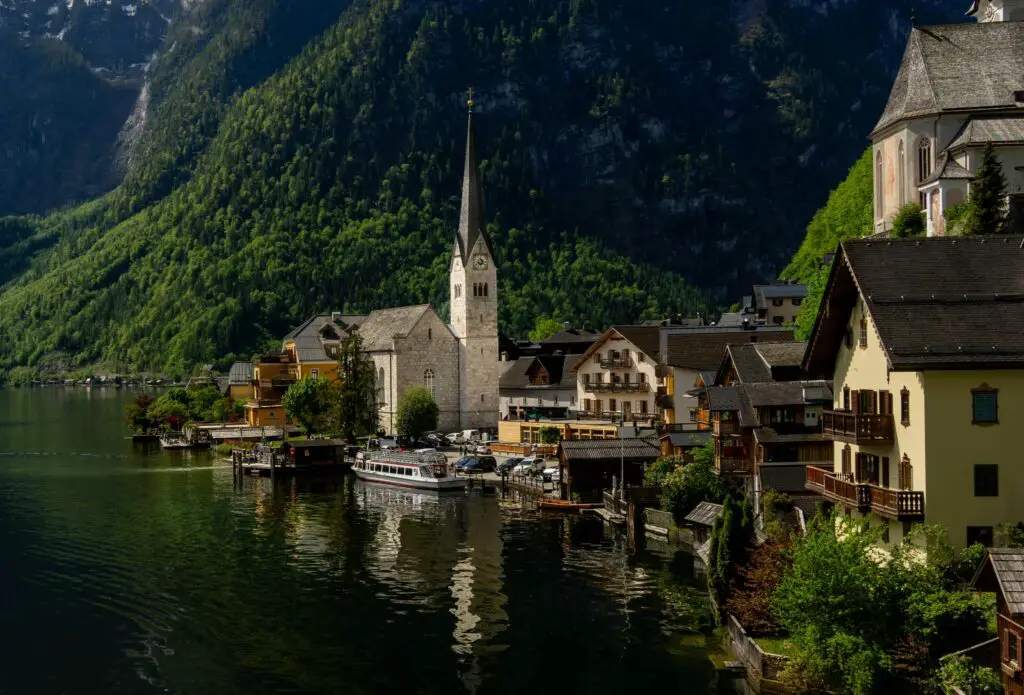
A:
395;310;461;433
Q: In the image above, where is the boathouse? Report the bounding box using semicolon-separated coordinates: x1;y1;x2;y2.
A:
276;439;350;469
972;548;1024;695
557;438;659;501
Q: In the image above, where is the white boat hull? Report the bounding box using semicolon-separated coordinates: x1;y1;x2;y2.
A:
353;469;467;491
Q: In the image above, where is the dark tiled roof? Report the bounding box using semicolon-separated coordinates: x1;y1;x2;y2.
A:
685;502;723;527
612;326;662;360
744;381;833;408
284;314;366;340
755;342;807;369
293;336;331;363
698;370;717;387
873;22;1024;134
705;386;743;412
454;113;495;264
500;355;582;390
666;328;795;370
716;312;746;327
357;305;432;352
660;431;712;447
541;329;602;345
976;548;1024;617
805;236;1024;374
920;153;973;185
723;344;772;383
947;115;1024;150
753;284;807;308
559;438;660;462
228;361;254;385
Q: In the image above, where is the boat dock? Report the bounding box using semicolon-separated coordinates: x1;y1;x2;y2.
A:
231;439;352;478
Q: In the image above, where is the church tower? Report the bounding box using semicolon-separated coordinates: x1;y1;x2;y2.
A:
450;94;500;429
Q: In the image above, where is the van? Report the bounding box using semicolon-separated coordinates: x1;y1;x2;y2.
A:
461;429;480;442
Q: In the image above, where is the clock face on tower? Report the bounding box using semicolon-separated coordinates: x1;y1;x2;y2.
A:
473;255;488;270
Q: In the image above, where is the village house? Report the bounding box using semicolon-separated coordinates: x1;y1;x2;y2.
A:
499;354;582;421
803;236;1024;549
572;326;662;425
753;284;807;326
870;0;1024;235
223;361;254;402
659;325;794;428
972;548;1024;695
556;438;660;501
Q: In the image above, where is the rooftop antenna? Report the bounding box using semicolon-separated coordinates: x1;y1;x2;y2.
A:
910;7;916;25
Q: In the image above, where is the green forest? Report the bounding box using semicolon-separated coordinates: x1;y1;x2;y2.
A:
0;0;958;378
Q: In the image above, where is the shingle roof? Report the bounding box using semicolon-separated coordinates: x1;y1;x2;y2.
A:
559;438;660;462
698;370;717;387
873;22;1024;134
743;381;833;408
805;236;1024;374
724;344;772;383
541;329;602;345
755;342;807;369
356;305;432;352
612;326;661;360
947;115;1024;150
920;153;973;185
499;355;582;390
666;328;795;370
704;386;743;412
685;501;723;527
753;284;807;308
284;314;366;340
293;336;331;363
228;361;254;386
975;548;1024;617
660;431;713;448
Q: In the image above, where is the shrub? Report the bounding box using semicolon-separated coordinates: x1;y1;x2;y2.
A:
891;203;925;238
936;655;1001;695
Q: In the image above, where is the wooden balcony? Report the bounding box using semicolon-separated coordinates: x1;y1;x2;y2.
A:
806;466;924;520
714;420;741;437
718;456;753;475
599;356;632;369
695;409;711;428
822;410;894;444
585;381;651;393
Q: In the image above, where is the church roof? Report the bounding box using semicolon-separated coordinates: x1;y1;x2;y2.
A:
284;314;366;340
357;305;433;352
872;21;1024;135
946;114;1024;150
455;112;495;264
920;153;974;185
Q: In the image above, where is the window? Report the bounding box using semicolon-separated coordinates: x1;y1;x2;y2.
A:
859;317;868;348
424;369;435;399
897;140;906;207
899;454;913;491
584;374;591;385
583;398;591;411
881;522;891;544
900;388;910;426
972;385;998;424
310;368;320;379
639;373;647;384
640;400;648;414
484;283;488;297
792;298;802;306
609;398;617;412
638;354;645;363
841;445;852;477
902;521;913;538
428;328;432;340
772;316;784;325
967;526;994;548
772;298;784;307
843;386;850;410
917;137;932;184
844;327;853;349
623;373;630;384
481;394;485;402
570;396;575;405
974;464;999;497
875;150;884;218
1007;630;1021;666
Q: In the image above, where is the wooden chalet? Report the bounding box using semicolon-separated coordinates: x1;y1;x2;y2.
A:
972;548;1024;695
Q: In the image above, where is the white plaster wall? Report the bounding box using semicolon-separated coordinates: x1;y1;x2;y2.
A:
576;337;658;416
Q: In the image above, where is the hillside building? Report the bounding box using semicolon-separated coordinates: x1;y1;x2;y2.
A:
870;1;1024;235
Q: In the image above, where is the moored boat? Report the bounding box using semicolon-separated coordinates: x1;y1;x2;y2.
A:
536;499;601;511
353;450;466;491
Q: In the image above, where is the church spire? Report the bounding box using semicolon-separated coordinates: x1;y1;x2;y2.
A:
456;89;494;264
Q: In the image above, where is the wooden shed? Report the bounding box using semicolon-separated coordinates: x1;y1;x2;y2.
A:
276;439;350;469
972;548;1024;695
557;438;660;501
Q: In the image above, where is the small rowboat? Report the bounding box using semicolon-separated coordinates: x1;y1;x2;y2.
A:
536;500;601;511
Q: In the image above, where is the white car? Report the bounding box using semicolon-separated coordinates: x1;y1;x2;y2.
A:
446;432;464;444
541;465;560;482
474;443;491;455
514;457;545;476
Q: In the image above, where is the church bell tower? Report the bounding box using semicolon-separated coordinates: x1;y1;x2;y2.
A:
450;91;499;429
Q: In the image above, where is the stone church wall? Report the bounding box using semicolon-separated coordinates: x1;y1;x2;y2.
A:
395;310;461;432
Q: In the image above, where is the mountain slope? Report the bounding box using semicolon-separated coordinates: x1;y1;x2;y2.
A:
0;0;961;376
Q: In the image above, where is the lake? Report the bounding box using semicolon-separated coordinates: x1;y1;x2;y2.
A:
0;387;743;695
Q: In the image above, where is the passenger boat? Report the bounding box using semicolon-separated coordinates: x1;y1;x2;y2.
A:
352;450;467;491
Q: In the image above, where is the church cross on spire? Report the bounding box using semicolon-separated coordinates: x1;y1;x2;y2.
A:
455;94;494;265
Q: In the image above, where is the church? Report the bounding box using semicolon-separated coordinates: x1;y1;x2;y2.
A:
251;102;501;434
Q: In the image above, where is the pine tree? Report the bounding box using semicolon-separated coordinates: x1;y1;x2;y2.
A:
965;143;1008;235
336;332;380;442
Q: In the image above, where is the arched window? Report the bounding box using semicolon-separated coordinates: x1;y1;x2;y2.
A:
377;367;385;390
428;328;432;340
897;140;906;207
424;369;435;399
483;283;488;297
917;138;932;184
875;150;884;219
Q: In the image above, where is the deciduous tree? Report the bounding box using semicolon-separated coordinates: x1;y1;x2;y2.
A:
395;386;439;439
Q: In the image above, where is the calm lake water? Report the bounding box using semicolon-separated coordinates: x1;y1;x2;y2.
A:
0;388;742;695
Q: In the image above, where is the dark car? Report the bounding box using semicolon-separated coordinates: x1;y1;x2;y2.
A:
497;457;521;474
462;456;496;473
454;456;475;469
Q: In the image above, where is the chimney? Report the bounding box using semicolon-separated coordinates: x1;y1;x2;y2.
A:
564;321;572;331
331;311;342;324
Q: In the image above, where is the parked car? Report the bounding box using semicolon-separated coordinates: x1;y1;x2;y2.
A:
541;465;560;482
462;456;496;473
424;433;445;447
497;457;521;475
474;443;491;455
446;432;463;444
513;457;544;476
454;456;474;469
378;437;399;450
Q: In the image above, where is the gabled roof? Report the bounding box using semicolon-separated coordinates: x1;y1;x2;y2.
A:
872;22;1024;135
228;361;254;385
357;305;436;352
559;438;660;462
685;502;723;527
804;236;1024;376
541;328;602;345
499;355;582;390
455;112;495;264
755;342;807;370
720;344;772;384
660;431;713;448
972;548;1024;617
571;326;661;368
743;381;833;408
293;336;332;363
753;284;807;308
946;115;1024;150
919;153;973;186
666;327;795;370
284;314;366;341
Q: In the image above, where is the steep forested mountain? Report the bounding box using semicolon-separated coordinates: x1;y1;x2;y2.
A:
0;0;961;377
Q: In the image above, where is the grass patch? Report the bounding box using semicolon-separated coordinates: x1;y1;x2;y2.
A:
754;636;795;656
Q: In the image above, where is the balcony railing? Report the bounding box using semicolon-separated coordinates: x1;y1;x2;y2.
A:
806;466;924;519
822;410;894;444
714;420;742;437
584;381;651;393
599;356;633;369
719;456;753;474
578;411;654;424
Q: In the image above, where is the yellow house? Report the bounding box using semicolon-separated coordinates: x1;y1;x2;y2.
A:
244;313;366;427
804;236;1024;549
